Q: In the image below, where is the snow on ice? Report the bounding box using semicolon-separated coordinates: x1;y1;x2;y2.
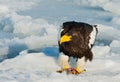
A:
0;0;120;82
0;50;120;82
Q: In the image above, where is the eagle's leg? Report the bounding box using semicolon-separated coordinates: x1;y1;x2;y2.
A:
56;53;70;73
72;57;86;74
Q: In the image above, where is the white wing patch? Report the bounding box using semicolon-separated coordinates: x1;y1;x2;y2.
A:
89;26;97;48
60;28;64;33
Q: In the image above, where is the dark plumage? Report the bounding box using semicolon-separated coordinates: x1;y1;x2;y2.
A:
57;21;98;74
59;21;98;61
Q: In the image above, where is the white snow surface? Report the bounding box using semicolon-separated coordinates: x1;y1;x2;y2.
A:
0;0;120;82
0;50;120;82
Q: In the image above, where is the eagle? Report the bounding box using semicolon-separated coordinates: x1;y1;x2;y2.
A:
57;21;98;74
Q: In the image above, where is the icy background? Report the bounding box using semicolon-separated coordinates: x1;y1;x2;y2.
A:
0;0;120;82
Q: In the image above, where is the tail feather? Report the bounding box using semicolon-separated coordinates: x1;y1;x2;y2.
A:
85;49;93;61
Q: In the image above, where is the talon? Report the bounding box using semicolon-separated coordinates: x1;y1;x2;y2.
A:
56;69;64;73
76;69;86;74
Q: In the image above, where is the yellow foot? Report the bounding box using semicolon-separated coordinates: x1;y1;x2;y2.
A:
56;67;86;75
69;69;86;75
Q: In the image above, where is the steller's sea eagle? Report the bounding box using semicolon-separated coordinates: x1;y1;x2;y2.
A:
57;21;98;74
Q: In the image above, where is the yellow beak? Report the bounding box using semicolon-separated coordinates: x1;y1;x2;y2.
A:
60;34;72;44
